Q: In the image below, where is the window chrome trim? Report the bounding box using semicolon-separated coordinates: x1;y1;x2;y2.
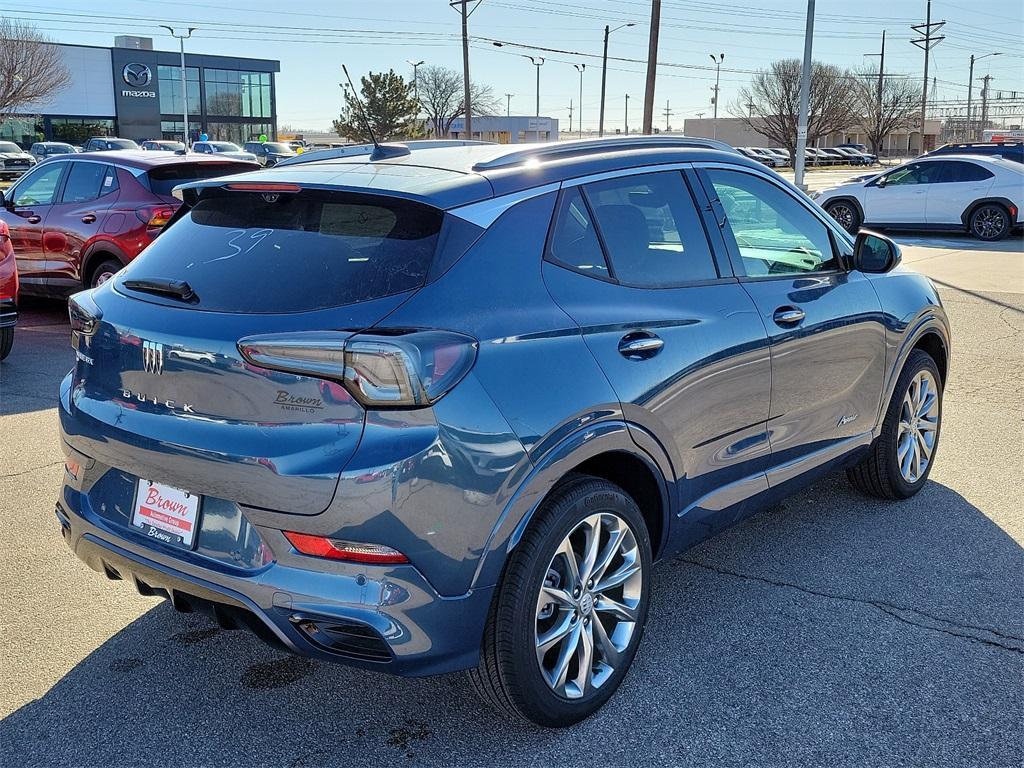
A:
560;161;694;189
448;182;560;228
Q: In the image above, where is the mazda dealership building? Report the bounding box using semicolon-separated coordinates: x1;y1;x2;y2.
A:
2;36;280;147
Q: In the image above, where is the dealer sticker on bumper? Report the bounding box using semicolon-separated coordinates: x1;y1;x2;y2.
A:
131;480;201;549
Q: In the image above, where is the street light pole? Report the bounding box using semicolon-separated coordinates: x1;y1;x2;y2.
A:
574;63;585;139
406;59;424;101
709;53;724;139
599;22;635;137
505;93;513;117
160;25;197;146
966;52;1000;141
624;93;629;135
794;0;814;191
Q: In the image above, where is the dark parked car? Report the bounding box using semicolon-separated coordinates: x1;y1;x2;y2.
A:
0;218;16;360
57;137;949;727
0;152;257;294
0;141;37;180
83;137;140;152
926;141;1023;164
242;140;296;166
30;142;78;161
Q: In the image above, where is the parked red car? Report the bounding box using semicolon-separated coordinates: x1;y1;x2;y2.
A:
0;218;16;360
0;152;257;295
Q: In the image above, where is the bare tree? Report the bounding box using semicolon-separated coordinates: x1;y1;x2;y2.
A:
416;65;499;137
852;67;922;155
0;19;70;123
732;59;858;158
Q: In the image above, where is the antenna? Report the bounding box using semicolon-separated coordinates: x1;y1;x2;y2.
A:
341;64;380;149
340;65;410;161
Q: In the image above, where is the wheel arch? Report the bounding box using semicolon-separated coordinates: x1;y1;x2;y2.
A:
81;241;130;287
960;196;1017;228
469;421;673;591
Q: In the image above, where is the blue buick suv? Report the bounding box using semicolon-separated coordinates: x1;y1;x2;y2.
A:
57;137;950;727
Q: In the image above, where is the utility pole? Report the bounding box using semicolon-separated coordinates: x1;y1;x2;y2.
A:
568;100;574;135
696;111;705;119
864;30;885;153
599;22;635;137
709;53;725;139
450;0;476;137
642;0;661;135
406;60;424;101
911;0;945;154
505;92;513;117
746;101;755;118
160;26;197;146
624;93;629;135
793;0;814;191
980;74;993;138
966;52;1001;141
574;63;585;139
663;100;673;132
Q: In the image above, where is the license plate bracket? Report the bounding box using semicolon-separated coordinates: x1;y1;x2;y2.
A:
130;480;202;549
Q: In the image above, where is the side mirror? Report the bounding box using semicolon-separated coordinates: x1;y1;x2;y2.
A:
853;230;900;273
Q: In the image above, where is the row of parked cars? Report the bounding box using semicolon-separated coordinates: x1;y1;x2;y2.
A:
736;144;878;168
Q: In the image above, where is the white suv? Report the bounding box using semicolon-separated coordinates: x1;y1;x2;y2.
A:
815;154;1023;241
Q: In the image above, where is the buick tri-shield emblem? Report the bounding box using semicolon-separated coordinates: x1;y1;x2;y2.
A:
142;340;164;374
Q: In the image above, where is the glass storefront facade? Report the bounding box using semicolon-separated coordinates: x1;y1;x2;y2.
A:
204;121;275;145
158;65;201;116
204;69;273;118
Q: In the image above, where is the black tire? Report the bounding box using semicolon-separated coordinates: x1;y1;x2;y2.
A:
468;476;653;728
89;258;122;288
847;349;943;500
0;326;12;361
825;200;862;234
968;203;1011;241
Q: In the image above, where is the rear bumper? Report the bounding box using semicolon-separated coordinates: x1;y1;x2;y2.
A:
56;487;494;677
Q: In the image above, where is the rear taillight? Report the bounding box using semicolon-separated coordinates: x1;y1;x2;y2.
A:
238;330;477;408
68;291;101;345
135;206;176;228
283;531;409;564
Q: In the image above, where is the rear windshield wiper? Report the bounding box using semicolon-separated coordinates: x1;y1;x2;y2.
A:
122;278;197;302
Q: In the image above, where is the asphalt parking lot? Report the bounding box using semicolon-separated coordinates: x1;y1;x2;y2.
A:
1;231;1021;767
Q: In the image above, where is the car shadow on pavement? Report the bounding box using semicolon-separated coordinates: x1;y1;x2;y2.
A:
2;477;1022;767
0;298;74;419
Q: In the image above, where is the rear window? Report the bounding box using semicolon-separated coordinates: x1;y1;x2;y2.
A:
145;162;256;196
117;189;444;313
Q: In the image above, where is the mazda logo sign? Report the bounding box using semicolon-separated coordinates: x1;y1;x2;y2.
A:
123;63;153;88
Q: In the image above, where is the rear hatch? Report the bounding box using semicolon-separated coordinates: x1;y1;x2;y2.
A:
144;160;258;205
65;184;445;515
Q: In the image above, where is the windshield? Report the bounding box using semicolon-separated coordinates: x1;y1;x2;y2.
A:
0;142;22;153
157;142;185;150
145;161;258;197
107;139;139;150
262;143;293;153
210;142;241;152
47;144;75;153
117;189;444;313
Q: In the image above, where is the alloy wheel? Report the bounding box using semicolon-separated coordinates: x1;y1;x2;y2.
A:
896;370;940;483
534;512;643;699
973;207;1006;240
828;203;856;232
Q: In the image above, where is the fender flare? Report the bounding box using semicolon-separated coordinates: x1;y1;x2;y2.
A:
468;420;673;591
872;310;951;439
960;197;1018;228
821;195;865;225
81;240;130;286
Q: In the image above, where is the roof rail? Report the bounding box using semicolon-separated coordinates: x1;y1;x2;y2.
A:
470;136;738;171
275;139;496;167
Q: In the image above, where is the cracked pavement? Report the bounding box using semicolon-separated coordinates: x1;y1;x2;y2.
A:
1;233;1021;767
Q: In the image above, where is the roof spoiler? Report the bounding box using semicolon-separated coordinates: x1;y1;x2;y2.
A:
275;139;496;167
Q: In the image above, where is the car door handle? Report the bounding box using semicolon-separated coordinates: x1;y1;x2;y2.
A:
27;215;41;224
618;332;664;359
773;307;806;325
81;214;96;224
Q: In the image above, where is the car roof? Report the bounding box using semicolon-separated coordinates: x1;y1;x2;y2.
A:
177;138;767;209
43;151;258;170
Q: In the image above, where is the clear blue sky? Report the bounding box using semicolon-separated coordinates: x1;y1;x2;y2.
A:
14;0;1024;131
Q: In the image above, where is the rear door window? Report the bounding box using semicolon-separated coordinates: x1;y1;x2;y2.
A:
117;189;444;313
61;162;112;203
